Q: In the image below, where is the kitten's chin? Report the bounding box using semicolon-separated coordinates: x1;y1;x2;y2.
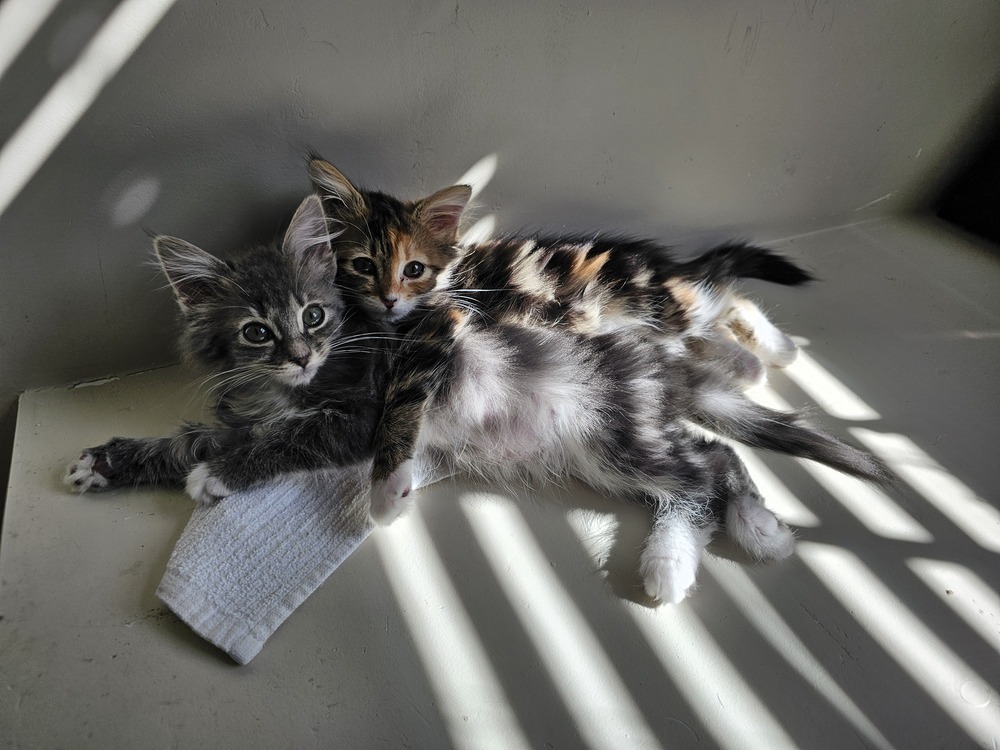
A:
279;365;318;388
387;301;417;323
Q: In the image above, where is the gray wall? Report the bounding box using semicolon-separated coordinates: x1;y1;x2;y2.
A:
1;0;998;490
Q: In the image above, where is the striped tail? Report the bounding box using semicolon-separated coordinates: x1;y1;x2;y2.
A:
676;242;814;287
690;388;892;484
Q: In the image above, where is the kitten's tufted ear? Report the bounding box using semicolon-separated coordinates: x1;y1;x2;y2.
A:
282;193;337;267
307;158;363;211
154;235;225;309
416;184;472;243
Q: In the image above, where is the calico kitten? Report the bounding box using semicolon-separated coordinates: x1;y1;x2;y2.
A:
367;299;891;602
65;194;389;504
308;157;808;386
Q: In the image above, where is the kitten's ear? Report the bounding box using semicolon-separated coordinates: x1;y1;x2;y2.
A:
416;184;472;242
307;158;363;210
282;193;336;267
154;235;225;309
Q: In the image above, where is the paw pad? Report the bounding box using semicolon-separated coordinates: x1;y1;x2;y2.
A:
64;451;110;493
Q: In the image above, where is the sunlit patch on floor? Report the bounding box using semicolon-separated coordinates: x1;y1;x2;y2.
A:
628;602;795;750
782;350;881;421
796;461;933;542
850;428;1000;553
797;542;1000;744
375;509;531;750
905;558;1000;650
463;497;664;750
701;557;895;750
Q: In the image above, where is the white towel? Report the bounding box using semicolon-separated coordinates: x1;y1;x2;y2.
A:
156;465;373;664
156;459;444;664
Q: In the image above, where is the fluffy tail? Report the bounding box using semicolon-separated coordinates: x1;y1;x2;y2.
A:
690;388;891;484
676;242;814;288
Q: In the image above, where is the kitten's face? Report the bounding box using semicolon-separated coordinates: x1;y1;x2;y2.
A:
205;269;338;388
309;159;471;323
155;194;344;390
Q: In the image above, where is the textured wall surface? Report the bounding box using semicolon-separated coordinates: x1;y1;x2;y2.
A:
1;0;998;481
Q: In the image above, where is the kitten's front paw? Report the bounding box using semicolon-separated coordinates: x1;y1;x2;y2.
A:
64;450;110;493
369;459;415;524
185;463;234;506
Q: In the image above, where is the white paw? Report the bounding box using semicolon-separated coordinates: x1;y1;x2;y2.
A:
758;329;799;369
185;463;233;506
639;550;699;604
64;452;109;493
726;495;795;561
369;459;414;524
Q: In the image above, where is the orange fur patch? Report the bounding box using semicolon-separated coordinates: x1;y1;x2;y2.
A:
572;249;610;285
728;318;757;347
666;280;698;309
387;228;442;299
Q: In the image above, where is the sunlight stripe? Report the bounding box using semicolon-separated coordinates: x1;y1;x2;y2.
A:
782;351;881;421
906;558;1000;652
748;382;795;411
627;604;796;750
564;508;619;565
0;0;179;219
461;215;497;245
850;428;1000;552
455;153;498;200
796;461;932;542
463;498;665;750
797;542;1000;745
375;511;531;750
701;557;896;750
0;0;63;82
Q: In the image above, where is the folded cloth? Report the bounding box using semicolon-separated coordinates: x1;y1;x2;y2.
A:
156;464;373;664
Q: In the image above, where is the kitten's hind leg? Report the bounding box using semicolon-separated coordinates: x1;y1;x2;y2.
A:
725;297;799;369
639;504;715;604
701;437;795;561
697;335;767;388
725;494;795;561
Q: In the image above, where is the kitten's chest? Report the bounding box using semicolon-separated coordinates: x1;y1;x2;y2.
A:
218;385;311;428
419;327;599;465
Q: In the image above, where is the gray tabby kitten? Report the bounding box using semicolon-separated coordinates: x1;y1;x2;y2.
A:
65;195;388;503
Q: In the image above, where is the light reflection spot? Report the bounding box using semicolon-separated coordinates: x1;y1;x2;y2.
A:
108;175;160;226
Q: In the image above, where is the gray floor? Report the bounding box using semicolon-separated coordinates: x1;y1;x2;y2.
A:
1;216;998;749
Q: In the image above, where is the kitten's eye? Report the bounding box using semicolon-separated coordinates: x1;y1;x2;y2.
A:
403;261;425;279
352;257;376;275
242;323;272;343
302;304;325;328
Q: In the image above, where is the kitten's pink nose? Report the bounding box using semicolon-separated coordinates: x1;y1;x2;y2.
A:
381;296;396;310
291;355;310;368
